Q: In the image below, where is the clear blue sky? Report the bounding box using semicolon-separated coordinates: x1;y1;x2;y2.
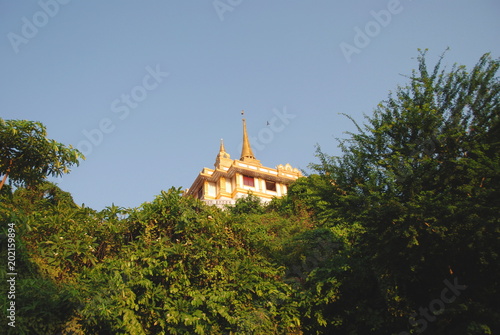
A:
1;1;499;210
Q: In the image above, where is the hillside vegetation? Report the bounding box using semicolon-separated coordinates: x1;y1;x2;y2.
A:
1;51;499;334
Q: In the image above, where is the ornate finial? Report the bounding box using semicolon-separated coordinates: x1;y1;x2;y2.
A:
240;118;256;161
219;138;226;153
215;138;231;168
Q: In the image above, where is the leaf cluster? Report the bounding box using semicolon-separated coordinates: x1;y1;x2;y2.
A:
0;118;83;189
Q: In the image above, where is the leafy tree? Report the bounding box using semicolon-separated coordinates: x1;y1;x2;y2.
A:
0;118;83;190
300;50;499;333
74;188;301;334
227;192;266;215
0;182;137;334
0;212;80;334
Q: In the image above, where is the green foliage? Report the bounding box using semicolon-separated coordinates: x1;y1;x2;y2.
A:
0;215;79;334
75;188;301;334
2;184;304;334
304;50;500;333
227;192;266;216
0;118;83;190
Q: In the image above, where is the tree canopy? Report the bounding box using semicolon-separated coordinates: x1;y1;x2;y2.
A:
0;118;83;190
0;51;498;334
302;50;500;333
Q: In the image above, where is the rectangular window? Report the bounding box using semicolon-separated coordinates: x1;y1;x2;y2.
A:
243;175;255;187
197;188;203;199
265;180;276;192
208;182;216;197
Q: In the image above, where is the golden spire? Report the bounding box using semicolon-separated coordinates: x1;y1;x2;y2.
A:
219;138;226;153
240;117;256;160
239;112;261;165
215;138;231;169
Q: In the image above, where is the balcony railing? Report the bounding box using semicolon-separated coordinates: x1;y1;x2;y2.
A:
203;199;236;207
